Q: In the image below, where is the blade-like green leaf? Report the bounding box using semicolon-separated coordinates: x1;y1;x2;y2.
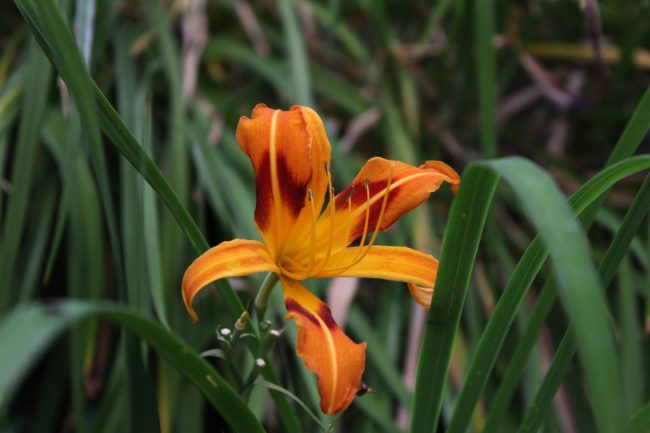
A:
410;165;499;432
449;153;650;433
203;38;288;95
15;0;126;294
481;158;624;433
150;0;189;298
474;0;496;158
483;171;650;433
511;172;650;432
279;0;313;106
414;157;650;428
515;332;576;433
0;38;50;312
627;402;650;433
14;4;302;428
0;301;266;433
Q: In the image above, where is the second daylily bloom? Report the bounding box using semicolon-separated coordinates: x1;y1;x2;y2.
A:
182;104;460;414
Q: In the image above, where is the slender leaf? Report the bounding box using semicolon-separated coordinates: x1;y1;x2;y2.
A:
410;165;499;432
0;38;50;311
474;0;497;158
483;171;650;433
279;0;313;106
0;301;266;433
512;172;650;432
515;333;576;433
413;157;648;428
627;402;650;433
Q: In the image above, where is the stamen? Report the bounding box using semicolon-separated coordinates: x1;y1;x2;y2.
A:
329;164;395;273
278;263;308;281
356;179;372;251
305;189;317;277
348;185;356;200
356;164;394;257
332;189;354;268
311;162;336;276
322;178;372;274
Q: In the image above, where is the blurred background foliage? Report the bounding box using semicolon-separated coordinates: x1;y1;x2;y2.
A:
0;0;649;432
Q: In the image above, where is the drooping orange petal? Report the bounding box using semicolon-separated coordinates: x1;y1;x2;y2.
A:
182;239;278;322
316;246;438;308
407;282;435;308
281;276;366;414
236;104;331;258
311;158;460;249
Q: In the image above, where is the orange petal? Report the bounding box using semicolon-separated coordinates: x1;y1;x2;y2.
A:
182;239;278;322
281;277;366;414
316;158;460;247
318;246;438;308
236;104;331;257
407;282;435;308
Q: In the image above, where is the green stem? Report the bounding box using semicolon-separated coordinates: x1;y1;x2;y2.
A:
255;272;279;322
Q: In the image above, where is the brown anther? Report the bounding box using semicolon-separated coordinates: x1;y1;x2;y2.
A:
235;309;249;331
347;185;356;200
356;382;375;396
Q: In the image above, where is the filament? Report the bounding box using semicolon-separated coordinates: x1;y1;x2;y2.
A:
311;163;336;276
328;163;395;274
278;266;307;281
305;189;317;277
357;179;372;251
332;188;354;268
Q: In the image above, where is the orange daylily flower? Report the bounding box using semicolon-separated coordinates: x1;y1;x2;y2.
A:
182;104;460;414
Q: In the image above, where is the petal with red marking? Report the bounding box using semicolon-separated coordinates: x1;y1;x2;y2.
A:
236;104;331;257
281;277;366;414
316;158;460;248
182;239;278;322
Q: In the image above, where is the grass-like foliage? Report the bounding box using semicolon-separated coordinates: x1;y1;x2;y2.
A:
0;0;649;432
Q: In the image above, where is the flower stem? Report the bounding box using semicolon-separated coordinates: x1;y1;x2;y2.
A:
255;272;279;321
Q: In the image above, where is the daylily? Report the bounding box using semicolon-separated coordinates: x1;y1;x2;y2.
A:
182;104;460;414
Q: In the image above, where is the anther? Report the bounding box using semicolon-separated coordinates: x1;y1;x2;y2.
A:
356;382;375;396
307;189;313;201
347;185;356;200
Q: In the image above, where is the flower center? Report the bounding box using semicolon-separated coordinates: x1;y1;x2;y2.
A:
279;162;395;279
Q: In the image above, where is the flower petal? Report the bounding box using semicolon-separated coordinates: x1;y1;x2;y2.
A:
407;282;435;308
236;104;331;258
281;277;366;414
182;239;278;322
315;158;460;248
317;246;438;308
